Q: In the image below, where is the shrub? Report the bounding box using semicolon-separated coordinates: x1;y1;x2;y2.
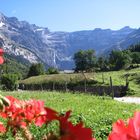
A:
27;63;45;77
47;67;59;74
1;74;19;91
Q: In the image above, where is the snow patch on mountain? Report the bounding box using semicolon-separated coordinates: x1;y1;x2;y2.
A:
0;34;38;63
0;21;5;27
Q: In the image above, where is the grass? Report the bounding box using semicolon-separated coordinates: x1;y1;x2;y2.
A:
1;91;140;139
95;68;140;96
20;73;91;84
20;68;140;96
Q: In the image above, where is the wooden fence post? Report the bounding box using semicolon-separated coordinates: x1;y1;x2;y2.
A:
82;72;87;92
102;73;104;83
41;84;43;91
110;76;114;99
53;82;55;91
65;81;68;92
84;79;87;92
126;76;129;89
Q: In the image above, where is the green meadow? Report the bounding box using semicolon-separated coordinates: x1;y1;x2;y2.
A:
20;68;140;96
1;91;140;140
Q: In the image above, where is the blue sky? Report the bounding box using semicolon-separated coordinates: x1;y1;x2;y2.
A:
0;0;140;32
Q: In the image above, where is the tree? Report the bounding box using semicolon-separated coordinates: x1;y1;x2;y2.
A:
109;50;132;70
27;63;45;77
131;52;140;64
47;67;59;74
74;50;96;72
129;44;140;52
97;57;110;71
1;74;19;91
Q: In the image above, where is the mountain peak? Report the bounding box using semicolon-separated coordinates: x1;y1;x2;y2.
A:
117;26;135;35
119;26;133;31
0;12;4;17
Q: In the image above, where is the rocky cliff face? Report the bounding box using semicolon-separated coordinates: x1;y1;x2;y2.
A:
0;13;39;64
0;12;139;70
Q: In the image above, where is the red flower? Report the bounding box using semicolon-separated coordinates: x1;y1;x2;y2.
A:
45;107;58;121
0;48;4;64
0;122;6;133
0;56;4;64
0;96;21;118
108;111;140;140
58;111;95;140
19;99;48;126
0;97;48;127
0;48;4;55
0;96;96;140
34;107;58;126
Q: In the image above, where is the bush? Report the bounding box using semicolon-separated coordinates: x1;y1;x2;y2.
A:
47;67;59;74
27;63;45;77
1;74;19;91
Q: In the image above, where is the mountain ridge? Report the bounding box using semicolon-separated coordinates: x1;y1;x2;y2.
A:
0;12;139;70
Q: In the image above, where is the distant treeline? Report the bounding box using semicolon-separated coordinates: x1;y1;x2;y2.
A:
74;43;140;72
128;44;140;52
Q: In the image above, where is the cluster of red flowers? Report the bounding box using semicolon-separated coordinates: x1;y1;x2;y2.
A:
108;111;140;140
0;95;95;140
0;95;139;140
0;48;4;64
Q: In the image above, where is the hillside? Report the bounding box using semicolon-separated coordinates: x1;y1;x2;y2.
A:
20;68;140;96
1;53;29;77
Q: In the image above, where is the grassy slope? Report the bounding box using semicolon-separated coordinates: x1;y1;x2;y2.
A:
1;91;140;139
95;68;140;96
1;54;29;77
20;68;140;96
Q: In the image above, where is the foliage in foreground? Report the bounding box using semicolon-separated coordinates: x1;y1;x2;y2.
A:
0;94;95;140
108;112;140;140
1;91;140;139
0;93;140;140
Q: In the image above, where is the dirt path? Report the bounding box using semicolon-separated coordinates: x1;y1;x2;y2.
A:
114;97;140;104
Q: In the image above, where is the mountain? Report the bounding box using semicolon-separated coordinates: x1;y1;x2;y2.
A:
0;13;39;64
0;12;139;70
118;28;140;49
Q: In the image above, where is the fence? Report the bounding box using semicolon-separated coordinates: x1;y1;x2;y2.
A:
19;73;129;97
19;82;128;97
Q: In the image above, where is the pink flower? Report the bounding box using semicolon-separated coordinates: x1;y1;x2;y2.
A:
23;100;47;126
45;107;58;121
58;111;95;140
108;111;140;140
0;48;4;64
0;56;4;64
0;122;6;133
0;48;4;55
0;95;96;140
0;97;48;127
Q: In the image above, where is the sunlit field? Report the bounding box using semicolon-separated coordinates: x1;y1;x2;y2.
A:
1;91;140;139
